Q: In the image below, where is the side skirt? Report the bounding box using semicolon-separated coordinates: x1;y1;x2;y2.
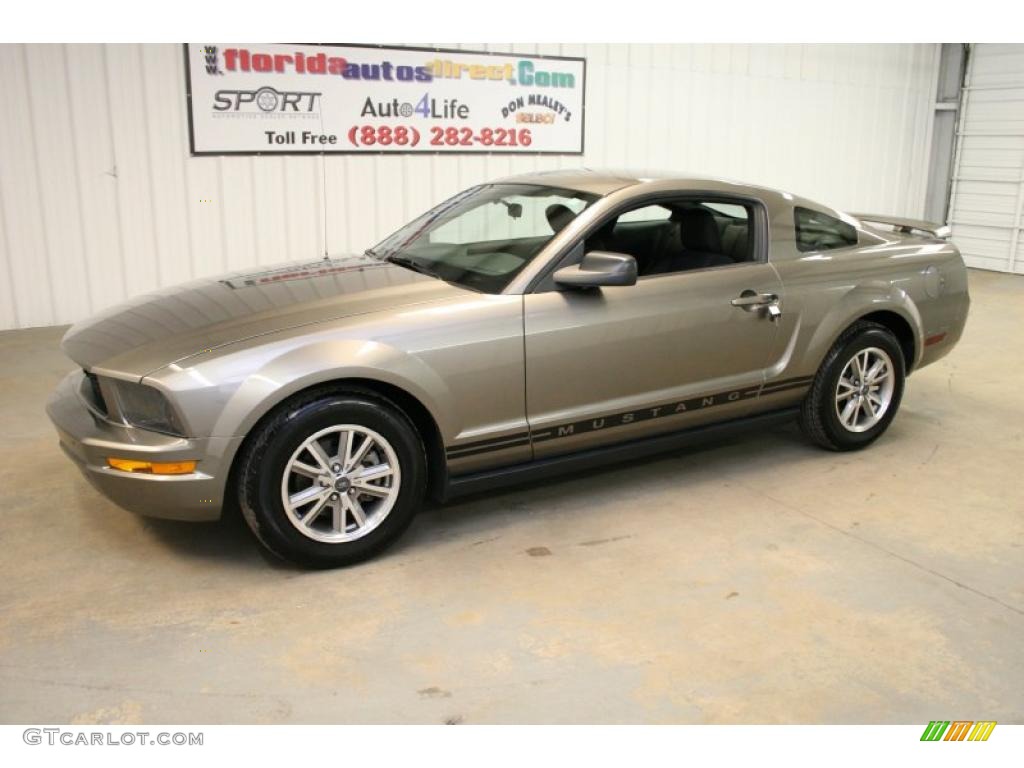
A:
438;407;800;502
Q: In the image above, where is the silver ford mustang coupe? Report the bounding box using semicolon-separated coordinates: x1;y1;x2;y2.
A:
47;170;969;567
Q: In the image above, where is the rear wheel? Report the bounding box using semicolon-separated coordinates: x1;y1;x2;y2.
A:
799;321;906;451
237;389;426;568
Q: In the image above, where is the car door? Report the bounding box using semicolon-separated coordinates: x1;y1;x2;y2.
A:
523;197;784;459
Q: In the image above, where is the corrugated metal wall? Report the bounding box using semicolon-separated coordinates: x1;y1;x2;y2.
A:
949;43;1024;274
0;43;940;330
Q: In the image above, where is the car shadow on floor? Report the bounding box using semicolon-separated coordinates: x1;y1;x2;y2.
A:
116;422;814;571
142;501;325;573
387;422;815;559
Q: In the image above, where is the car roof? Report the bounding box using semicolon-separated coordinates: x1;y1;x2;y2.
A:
489;168;644;196
489;168;798;205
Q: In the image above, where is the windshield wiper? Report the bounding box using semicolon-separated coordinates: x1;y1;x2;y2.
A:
383;254;439;279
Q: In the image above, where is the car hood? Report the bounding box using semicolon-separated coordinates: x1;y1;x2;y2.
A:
62;254;469;376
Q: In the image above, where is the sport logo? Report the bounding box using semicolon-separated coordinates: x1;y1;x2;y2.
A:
213;87;321;114
920;721;996;741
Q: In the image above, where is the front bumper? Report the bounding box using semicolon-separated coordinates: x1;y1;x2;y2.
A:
46;370;242;521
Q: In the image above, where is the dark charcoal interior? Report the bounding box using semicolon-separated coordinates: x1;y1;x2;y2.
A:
585;202;754;276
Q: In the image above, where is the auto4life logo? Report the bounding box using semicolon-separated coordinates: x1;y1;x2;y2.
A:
920;721;997;741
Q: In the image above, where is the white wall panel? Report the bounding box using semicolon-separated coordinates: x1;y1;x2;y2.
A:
0;43;941;330
949;44;1024;274
0;44;58;328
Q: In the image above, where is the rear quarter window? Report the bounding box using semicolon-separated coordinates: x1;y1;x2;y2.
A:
795;207;858;252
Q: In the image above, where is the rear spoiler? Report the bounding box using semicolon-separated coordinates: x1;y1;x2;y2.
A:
852;213;951;240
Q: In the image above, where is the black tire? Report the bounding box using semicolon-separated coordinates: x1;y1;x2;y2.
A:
237;387;426;568
799;321;906;451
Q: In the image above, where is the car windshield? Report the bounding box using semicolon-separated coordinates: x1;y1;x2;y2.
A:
370;183;600;293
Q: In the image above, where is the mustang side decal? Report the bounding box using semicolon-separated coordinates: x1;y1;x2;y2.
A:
446;376;813;460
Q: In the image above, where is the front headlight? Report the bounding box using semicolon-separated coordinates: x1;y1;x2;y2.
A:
107;379;186;436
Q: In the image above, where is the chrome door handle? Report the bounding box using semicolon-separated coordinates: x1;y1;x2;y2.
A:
731;292;778;308
732;291;781;322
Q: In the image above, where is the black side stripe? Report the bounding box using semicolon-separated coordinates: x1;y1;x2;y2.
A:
445;377;813;460
445;432;531;459
761;375;814;394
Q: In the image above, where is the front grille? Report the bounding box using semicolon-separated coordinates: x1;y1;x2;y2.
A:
81;371;109;416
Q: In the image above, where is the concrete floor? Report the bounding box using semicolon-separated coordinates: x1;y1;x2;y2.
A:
0;268;1022;725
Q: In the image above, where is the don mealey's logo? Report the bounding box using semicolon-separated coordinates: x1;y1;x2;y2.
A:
501;93;574;122
213;86;321;113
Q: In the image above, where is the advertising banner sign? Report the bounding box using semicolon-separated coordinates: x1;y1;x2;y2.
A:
185;44;586;155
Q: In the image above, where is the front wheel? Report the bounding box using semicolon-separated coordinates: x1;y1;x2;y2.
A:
237;389;426;568
799;321;906;451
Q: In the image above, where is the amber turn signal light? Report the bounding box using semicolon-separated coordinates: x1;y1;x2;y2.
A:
108;458;197;475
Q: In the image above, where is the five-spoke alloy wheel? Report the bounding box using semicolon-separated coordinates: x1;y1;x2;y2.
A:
800;321;906;451
834;346;896;433
238;389;426;568
281;425;401;544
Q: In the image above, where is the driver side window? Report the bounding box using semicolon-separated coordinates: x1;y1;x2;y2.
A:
585;198;756;278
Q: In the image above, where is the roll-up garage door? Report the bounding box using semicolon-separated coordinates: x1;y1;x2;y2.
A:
949;44;1024;274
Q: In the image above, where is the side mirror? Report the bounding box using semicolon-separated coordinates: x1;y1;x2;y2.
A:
553;251;638;289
